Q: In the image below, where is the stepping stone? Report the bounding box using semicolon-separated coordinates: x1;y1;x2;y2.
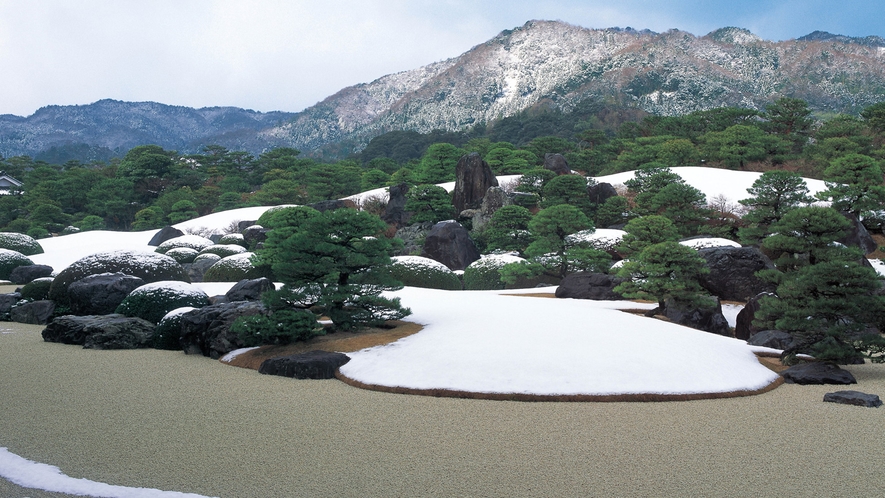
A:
823;390;882;408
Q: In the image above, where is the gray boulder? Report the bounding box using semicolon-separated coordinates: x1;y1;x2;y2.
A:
587;182;619;206
67;273;146;315
452;152;498;213
382;183;410;227
394;221;433;256
747;330;795;350
148;226;185;246
543;153;572;175
185;254;222;283
226;277;274;301
823;390;882;408
0;292;21;315
10;300;55;325
697;247;776;301
420;221;480;271
259;350;351;379
470;186;512;232
734;292;774;341
179;301;267;358
664;297;731;336
837;212;878;255
555;272;625;300
42;314;155;349
9;264;53;285
242;225;269;250
781;362;857;385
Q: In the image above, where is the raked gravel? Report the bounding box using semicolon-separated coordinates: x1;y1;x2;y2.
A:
1;321;884;498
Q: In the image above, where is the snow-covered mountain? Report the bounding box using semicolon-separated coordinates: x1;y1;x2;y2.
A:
3;21;885;160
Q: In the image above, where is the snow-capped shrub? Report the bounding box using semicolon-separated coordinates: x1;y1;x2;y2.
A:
202;253;269;282
48;250;189;304
152;306;195;350
565;228;626;253
198;244;247;258
383;256;462;290
0;249;34;280
463;253;525;290
155;235;214;254
20;277;53;300
193;252;221;264
217;233;246;247
679;237;742;249
164;247;200;264
116;282;208;324
0;232;43;256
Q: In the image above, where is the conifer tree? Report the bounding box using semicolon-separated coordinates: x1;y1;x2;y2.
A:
738;170;813;245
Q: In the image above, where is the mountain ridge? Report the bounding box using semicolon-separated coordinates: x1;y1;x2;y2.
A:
2;21;884;161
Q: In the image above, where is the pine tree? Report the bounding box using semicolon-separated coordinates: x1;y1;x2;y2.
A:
738;170;813;245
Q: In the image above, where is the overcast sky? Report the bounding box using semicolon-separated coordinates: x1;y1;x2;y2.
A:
1;0;883;117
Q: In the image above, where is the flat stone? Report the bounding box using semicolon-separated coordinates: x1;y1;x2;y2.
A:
259;350;351;379
823;390;882;408
781;362;857;385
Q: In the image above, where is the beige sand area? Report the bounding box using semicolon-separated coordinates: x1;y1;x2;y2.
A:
1;320;884;498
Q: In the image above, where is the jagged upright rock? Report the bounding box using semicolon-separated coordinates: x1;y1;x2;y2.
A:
837;211;878;255
148;226;185;246
420;220;480;271
471;186;512;232
382;183;411;227
452;153;498;213
543;153;572;175
697;247;776;302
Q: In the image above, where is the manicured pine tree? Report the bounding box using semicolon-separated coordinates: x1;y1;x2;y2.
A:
737;170;813;245
617;215;681;257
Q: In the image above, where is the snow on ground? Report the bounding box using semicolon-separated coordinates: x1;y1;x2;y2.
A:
340;287;777;396
594;166;829;206
871;259;885;278
0;447;213;498
345;175;523;205
680;237;743;249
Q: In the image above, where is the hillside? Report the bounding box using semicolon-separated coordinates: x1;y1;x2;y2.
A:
2;21;885;160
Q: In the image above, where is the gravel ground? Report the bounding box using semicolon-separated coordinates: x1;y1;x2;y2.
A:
2;321;884;498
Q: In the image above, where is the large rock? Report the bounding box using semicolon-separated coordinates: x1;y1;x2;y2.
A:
555;272;625;300
543;153;572;175
382;183;410;227
0;292;21;315
747;330;795;350
42;314;155;349
837;212;878;255
781;362;857;385
734;292;774;341
9;264;53;285
148;226;185;246
226;277;274;301
420;221;480;271
258;350;351;379
697;247;776;302
9;300;55;325
67;272;146;315
179;301;267;358
452;152;498;213
823;390;883;407
470;186;512;232
394;221;433;256
664;297;731;336
241;225;269;250
587;182;619;206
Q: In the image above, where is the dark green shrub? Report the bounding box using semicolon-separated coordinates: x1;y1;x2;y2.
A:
463;254;526;290
49;250;189;304
116;281;208;324
0;249;34;280
0;232;44;255
198;244;247;258
231;309;322;346
218;233;246;247
164;247;199;264
152;307;195;350
383;256;462;290
203;253;270;282
20;277;53;300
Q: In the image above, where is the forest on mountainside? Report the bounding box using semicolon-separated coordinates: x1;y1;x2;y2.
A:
0;98;882;238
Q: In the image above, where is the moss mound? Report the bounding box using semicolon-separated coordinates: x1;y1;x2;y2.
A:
0;232;44;256
116;281;208;324
0;249;34;280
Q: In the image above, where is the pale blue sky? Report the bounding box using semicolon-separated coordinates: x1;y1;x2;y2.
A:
1;0;883;117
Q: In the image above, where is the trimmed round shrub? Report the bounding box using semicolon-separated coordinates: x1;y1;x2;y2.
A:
217;233;246;247
0;232;43;256
152;306;196;350
385;256;462;290
116;281;208;324
20;277;53;300
164;247;199;264
193;253;221;264
198;244;247;258
463;253;526;290
48;250;189;304
0;249;34;280
155;235;214;254
202;253;270;282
